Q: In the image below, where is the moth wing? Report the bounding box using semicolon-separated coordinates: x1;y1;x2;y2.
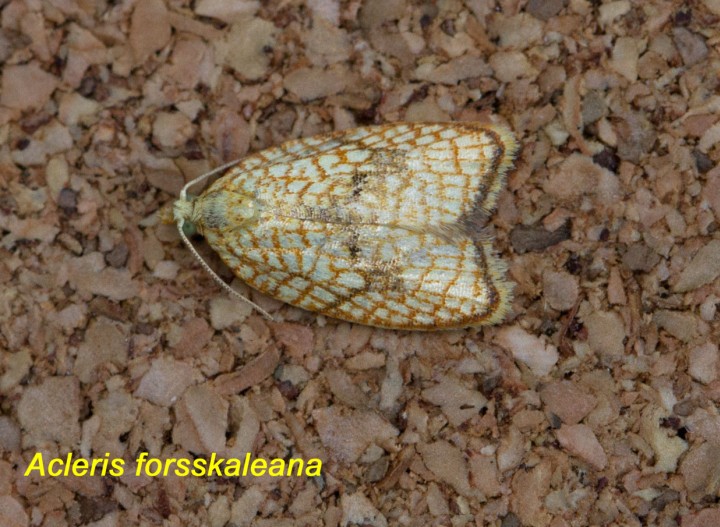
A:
205;216;511;330
214;123;517;236
341;122;517;218
237;133;348;168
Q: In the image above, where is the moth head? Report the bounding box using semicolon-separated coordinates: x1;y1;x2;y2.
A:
173;197;196;226
158;197;200;235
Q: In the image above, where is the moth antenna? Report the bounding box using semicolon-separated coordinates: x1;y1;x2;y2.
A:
180;159;243;201
176;218;275;321
176;161;275;321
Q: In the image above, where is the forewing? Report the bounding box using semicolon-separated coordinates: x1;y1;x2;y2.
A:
212;123;517;236
203;217;510;330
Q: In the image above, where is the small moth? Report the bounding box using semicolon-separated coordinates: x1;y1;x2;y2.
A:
168;122;518;330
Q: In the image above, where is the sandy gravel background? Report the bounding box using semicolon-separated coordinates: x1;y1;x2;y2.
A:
1;0;720;526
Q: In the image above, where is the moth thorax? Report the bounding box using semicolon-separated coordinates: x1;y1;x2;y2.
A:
196;190;257;232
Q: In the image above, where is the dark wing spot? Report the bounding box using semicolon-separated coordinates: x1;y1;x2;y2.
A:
370;149;406;177
345;229;362;258
351;170;368;198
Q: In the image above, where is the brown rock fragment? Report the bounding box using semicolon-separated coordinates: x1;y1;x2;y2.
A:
135;357;199;406
129;0;171;62
358;0;407;29
209;296;252;330
610;37;641;82
284;66;350;101
640;406;688;473
418;440;475;497
673;240;720;293
680;443;720;503
526;0;566;20
213;347;280;395
172;384;228;455
312;406;398;463
615;112;656;163
510;460;552;526
653;310;698;342
270;322;314;359
194;0;258;23
169;317;213;358
0;350;31;394
469;453;502;498
340;493;388;527
489;51;536;83
683;509;720;527
542;270;579;311
91;389;139;457
543;154;619;203
212;108;250;162
556;424;608;469
105;243;129;268
68;253;140;301
152;112;195;150
540;381;597;425
1;63;58;111
0;417;20;453
622;243;660;272
607;267;627;305
216;17;277;80
672;27;708;66
701;0;720;15
585;311;625;362
425;482;449;516
495;326;559;376
17;377;80;448
74;319;129;383
0;496;28;527
414;55;491;84
689;343;719;384
581;90;607;125
421;376;487;427
509;222;571;253
325;370;369;409
703;167;720;221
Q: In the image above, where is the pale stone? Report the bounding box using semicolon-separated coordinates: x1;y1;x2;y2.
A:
495;326;559;377
135;357;199;406
556;424;608;469
674;240;720;292
688;343;718;384
1;63;58;111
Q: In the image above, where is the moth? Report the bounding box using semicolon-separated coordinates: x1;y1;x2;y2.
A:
167;122;518;330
